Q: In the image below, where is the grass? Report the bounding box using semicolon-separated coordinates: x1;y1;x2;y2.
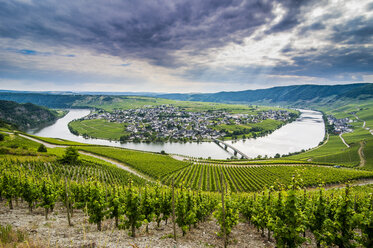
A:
0;223;43;248
0;132;42;150
287;135;346;160
69;119;129;140
22;133;92;146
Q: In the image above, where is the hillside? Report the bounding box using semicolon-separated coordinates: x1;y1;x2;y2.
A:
1;83;372;110
0;100;59;130
159;83;373;107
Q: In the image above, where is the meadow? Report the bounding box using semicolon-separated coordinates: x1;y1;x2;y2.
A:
69;119;129;140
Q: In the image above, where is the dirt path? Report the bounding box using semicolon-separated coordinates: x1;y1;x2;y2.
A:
358;141;366;167
18;134;67;148
18;134;153;182
339;133;350;148
322;178;373;191
194;162;321;168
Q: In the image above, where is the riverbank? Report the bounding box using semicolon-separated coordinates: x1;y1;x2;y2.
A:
30;109;325;159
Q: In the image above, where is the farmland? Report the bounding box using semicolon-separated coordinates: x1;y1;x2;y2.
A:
161;163;373;192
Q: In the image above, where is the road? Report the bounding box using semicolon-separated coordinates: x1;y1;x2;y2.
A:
358;141;366;167
339;133;350;148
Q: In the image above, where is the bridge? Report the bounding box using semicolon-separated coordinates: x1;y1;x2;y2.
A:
212;138;250;159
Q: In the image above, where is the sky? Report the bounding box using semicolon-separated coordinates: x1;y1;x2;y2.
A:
0;0;372;93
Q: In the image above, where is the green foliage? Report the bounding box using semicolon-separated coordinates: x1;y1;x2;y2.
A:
38;178;58;220
60;147;80;164
119;181;144;237
22;177;40;213
308;187;327;246
0;100;58;131
175;189;189;236
3;156;373;247
271;181;307;247
141;186;155;233
37;144;47;152
107;186;123;228
323;185;359;247
85;181;107;231
213;195;239;239
162;163;373;192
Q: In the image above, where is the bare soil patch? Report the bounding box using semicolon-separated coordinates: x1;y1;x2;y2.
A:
0;201;274;248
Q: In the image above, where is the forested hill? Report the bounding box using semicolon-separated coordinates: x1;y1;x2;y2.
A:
159;83;373;106
0;100;59;130
0;83;372;109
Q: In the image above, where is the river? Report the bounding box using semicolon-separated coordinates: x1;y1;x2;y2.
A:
29;109;325;159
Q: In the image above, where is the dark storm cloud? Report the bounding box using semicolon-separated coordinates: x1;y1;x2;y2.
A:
0;0;372;86
273;46;373;80
0;0;280;66
330;17;373;44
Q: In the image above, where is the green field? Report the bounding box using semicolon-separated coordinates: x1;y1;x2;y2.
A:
69;119;129;140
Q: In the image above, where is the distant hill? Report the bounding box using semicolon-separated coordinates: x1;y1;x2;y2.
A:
0;83;372;109
158;83;373;107
0;100;59;130
0;93;84;108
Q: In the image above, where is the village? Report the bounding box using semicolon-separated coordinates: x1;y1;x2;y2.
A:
327;115;353;134
81;105;296;142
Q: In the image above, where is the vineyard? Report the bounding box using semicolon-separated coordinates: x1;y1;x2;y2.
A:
2;159;373;247
161;163;373;192
78;146;190;179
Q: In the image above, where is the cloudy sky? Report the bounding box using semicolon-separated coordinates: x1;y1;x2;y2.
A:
0;0;372;93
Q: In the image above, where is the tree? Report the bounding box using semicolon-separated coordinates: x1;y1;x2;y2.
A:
60;147;79;164
37;144;47;152
120;134;130;142
0;133;4;141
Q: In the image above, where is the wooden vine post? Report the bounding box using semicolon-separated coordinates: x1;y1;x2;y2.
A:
64;177;72;226
172;178;177;242
221;172;227;248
